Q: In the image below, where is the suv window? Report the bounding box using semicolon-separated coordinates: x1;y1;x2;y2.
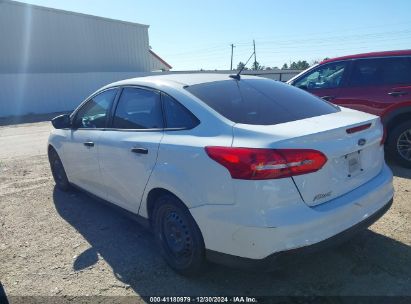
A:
73;89;117;129
294;62;346;90
162;93;199;129
113;87;163;129
185;78;339;125
349;57;411;86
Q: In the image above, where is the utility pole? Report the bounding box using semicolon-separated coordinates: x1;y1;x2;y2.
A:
253;39;257;70
230;44;235;70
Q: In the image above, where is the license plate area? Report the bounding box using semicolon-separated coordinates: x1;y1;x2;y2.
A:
346;151;362;177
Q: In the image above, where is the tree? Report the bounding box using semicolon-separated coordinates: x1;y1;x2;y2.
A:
281;60;311;70
251;61;264;70
236;62;248;71
289;60;310;70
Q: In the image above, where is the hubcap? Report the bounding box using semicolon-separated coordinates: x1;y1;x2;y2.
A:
397;129;411;161
162;210;192;261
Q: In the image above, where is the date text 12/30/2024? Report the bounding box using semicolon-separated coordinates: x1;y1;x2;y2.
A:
149;297;258;303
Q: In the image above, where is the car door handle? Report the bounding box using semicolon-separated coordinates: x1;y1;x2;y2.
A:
388;91;408;97
321;96;335;101
131;147;148;154
83;141;95;147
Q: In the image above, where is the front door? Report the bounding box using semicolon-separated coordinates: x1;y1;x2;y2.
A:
98;87;164;213
63;88;118;198
292;60;348;105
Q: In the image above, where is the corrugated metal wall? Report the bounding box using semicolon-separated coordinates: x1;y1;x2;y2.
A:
0;0;155;117
0;0;151;73
0;72;150;117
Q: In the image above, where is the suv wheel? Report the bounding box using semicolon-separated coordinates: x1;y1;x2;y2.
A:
152;194;206;276
387;121;411;168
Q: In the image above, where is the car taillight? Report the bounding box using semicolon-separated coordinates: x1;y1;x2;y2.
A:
205;147;327;180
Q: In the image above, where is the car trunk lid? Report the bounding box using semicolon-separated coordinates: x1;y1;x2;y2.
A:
232;108;384;206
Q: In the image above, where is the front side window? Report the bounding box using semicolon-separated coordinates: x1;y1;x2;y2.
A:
294;62;346;90
349;57;411;87
113;87;163;129
162;93;199;129
185;78;339;125
73;89;117;129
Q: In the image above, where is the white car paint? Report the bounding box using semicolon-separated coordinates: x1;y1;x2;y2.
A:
48;74;394;261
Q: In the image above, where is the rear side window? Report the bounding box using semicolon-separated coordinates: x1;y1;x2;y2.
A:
113;88;163;129
349;57;411;86
162;93;199;129
185;79;339;125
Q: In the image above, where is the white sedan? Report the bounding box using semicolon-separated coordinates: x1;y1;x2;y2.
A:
48;74;394;275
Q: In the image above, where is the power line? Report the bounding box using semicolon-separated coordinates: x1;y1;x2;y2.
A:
167;29;411;59
233;21;411;45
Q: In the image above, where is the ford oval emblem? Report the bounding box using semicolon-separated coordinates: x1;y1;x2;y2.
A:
358;138;366;146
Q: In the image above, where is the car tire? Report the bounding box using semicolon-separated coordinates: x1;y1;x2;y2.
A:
387;121;411;168
152;194;206;276
49;148;72;191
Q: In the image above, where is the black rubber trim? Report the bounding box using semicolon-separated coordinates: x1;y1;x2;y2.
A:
206;198;393;271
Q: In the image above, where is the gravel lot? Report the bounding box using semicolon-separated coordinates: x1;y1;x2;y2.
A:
1;121;411;300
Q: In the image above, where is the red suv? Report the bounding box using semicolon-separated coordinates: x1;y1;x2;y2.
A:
288;50;411;167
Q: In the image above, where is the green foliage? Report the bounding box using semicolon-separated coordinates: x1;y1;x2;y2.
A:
236;62;248;70
290;60;310;70
251;61;264;70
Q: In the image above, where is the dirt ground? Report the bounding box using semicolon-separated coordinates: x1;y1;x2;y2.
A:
0;121;410;301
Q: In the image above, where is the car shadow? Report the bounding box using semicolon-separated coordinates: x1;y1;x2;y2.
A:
53;187;411;297
0;282;9;304
387;160;411;179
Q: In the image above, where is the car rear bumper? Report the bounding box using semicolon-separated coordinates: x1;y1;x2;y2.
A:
190;164;394;262
205;198;392;271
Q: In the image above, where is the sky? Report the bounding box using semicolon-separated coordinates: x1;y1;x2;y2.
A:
18;0;411;71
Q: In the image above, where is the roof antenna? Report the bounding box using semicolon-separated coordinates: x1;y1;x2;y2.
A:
229;50;255;80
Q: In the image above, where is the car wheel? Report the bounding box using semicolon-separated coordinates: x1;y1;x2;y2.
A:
152;194;206;276
387;121;411;168
49;148;71;191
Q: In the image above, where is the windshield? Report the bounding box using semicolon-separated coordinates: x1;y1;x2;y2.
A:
185;78;339;125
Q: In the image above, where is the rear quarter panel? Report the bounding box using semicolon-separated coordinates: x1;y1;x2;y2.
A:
139;128;235;217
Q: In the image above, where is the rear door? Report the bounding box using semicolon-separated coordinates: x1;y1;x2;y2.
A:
63;88;118;198
98;87;164;213
336;56;411;116
292;61;348;103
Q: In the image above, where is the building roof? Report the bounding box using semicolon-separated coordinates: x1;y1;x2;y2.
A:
321;49;411;64
3;0;149;28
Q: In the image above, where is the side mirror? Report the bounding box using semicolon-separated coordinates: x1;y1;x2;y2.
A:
51;114;71;129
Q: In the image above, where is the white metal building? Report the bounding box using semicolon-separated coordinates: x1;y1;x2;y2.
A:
0;0;171;117
149;50;173;72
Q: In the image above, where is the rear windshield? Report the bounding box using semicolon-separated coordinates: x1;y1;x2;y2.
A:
185;78;339;125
